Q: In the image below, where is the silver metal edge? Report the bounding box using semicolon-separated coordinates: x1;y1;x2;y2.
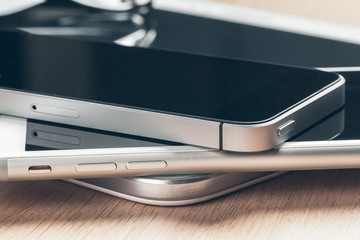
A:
6;145;211;181
9;137;360;181
65;172;285;206
281;139;360;149
318;67;360;72
0;89;220;149
222;75;345;151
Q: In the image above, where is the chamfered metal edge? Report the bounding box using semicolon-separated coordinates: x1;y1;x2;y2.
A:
318;66;360;72
0;88;220;149
222;75;345;152
65;172;285;206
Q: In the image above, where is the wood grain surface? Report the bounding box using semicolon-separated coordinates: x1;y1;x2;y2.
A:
2;1;360;239
2;170;360;239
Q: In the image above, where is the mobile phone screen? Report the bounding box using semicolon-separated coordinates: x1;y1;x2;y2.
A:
0;31;340;123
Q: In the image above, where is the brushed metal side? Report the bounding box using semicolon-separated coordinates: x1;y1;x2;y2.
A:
0;89;220;149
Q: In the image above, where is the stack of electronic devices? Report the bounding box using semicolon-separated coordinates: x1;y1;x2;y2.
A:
0;1;360;205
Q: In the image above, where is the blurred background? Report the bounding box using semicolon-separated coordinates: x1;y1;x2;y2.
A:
2;0;360;68
213;0;360;27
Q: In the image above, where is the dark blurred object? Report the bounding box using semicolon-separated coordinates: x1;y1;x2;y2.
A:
0;0;155;47
19;12;156;47
0;0;151;17
2;0;360;67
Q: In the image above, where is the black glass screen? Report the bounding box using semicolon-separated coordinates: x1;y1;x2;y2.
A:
0;31;339;123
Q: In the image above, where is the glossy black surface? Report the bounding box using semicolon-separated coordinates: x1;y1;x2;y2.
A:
291;72;360;141
2;2;360;67
148;11;360;68
332;72;360;140
0;31;339;123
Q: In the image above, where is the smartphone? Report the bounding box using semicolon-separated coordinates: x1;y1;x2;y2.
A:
1;69;359;181
0;114;284;206
0;31;344;152
0;107;340;205
0;89;344;205
0;70;351;206
0;100;343;181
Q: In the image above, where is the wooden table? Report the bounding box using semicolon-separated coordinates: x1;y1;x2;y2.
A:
2;1;360;239
2;170;360;239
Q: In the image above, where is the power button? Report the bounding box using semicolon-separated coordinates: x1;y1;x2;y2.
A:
277;120;296;137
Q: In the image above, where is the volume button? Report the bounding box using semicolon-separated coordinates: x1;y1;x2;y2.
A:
76;163;117;172
126;160;167;170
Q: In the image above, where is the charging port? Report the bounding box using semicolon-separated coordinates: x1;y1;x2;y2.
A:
28;165;52;174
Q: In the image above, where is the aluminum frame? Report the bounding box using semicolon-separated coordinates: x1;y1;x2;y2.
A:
0;75;345;152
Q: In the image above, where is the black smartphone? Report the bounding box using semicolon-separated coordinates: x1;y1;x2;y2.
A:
0;30;344;152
